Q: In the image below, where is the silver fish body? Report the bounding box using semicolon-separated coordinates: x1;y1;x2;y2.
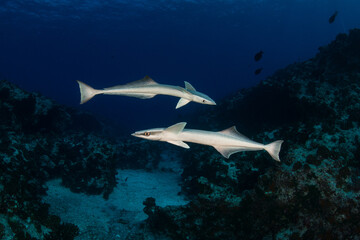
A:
77;76;216;109
132;122;284;161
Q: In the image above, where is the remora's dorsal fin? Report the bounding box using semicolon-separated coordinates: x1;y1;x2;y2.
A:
167;140;190;149
213;146;248;159
104;76;158;90
176;98;191;109
184;81;196;91
219;126;251;140
164;122;187;134
123;76;158;86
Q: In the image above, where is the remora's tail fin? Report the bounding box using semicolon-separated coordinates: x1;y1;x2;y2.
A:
264;140;284;162
77;80;100;104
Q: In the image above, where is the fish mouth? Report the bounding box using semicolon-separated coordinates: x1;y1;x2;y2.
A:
207;100;216;105
207;97;216;105
131;132;147;138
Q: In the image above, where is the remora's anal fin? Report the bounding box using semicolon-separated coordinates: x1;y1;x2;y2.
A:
184;81;196;91
104;76;158;90
213;146;248;159
167;141;190;149
164;122;187;134
176;98;191;109
119;93;156;99
219;126;251;140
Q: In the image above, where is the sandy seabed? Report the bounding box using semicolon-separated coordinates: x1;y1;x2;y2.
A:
43;163;188;240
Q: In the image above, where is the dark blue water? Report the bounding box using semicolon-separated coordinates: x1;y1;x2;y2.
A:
0;0;359;133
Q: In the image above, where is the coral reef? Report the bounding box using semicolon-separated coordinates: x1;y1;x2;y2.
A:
0;80;161;238
140;29;360;239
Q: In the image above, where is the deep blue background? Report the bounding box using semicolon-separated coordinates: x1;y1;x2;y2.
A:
0;0;359;133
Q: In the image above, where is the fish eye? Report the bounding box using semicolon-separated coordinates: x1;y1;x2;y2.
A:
202;100;205;103
144;132;151;136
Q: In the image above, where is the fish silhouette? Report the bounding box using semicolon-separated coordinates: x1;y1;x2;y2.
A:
254;68;263;75
329;11;338;24
254;51;264;61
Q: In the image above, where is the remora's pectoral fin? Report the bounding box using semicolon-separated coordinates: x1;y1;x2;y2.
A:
165;122;187;134
176;98;191;109
164;123;188;148
167;141;190;149
213;146;248;159
184;81;196;91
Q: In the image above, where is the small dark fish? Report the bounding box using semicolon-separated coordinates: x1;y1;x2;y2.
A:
124;177;128;182
329;11;338;24
254;51;264;61
254;68;263;75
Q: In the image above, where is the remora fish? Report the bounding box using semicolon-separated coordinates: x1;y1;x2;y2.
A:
254;67;263;75
76;76;216;109
132;122;284;161
329;11;338;24
254;50;264;61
